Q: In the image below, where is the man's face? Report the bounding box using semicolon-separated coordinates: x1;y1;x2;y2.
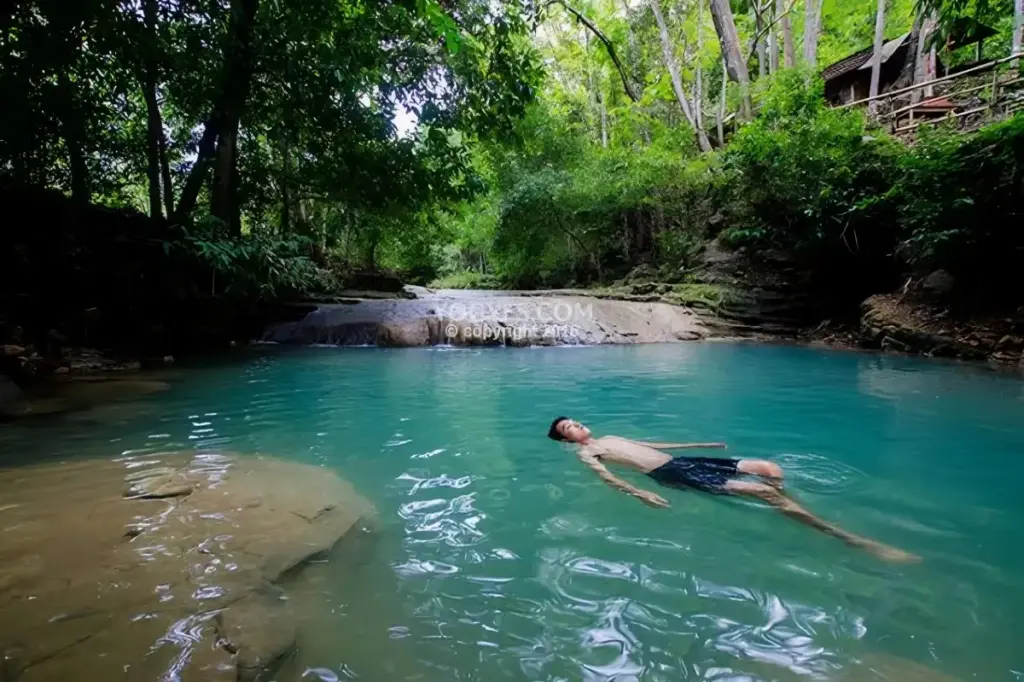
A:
558;419;591;443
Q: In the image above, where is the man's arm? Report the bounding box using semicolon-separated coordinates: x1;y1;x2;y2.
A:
579;453;669;508
632;440;726;450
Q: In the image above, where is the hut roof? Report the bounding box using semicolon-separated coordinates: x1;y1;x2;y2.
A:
822;33;911;82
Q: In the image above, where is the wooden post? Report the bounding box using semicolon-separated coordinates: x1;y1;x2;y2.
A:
868;0;887;116
990;66;1000;116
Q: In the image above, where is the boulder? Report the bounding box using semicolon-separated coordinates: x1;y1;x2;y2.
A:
0;373;21;414
919;269;956;297
629;282;658;295
1;344;26;357
342;269;404;293
376;320;431;347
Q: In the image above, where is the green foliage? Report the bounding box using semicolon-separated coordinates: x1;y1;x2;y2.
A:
664;283;730;314
429;271;501;289
0;0;542;304
818;0;916;67
178;217;331;299
441;99;727;289
723;70;901;258
891;114;1024;291
4;0;1023;324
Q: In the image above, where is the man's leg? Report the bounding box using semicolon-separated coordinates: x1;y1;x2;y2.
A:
723;480;919;563
737;459;784;490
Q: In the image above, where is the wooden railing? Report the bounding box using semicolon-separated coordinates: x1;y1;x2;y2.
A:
837;53;1024;134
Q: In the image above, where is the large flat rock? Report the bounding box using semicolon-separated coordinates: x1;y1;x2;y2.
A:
0;453;375;682
262;292;708;347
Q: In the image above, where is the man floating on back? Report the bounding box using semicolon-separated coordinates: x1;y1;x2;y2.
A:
548;417;918;563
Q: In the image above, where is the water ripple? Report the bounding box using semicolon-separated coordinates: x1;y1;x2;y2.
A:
2;344;1020;681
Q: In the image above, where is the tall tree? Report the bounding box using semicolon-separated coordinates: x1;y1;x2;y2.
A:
141;0;165;219
753;1;768;78
911;10;938;102
174;0;259;226
553;1;639;102
717;53;728;145
778;0;797;67
803;0;824;65
710;0;754;118
1015;0;1023;65
869;0;887;113
696;0;705;131
210;0;260;232
650;0;713;152
59;68;90;204
159;124;174;219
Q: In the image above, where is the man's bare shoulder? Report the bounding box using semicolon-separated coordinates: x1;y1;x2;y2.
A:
592;435;658;452
579;436;626;453
576;440;605;460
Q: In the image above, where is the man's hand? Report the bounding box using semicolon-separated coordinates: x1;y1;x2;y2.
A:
635;490;670;508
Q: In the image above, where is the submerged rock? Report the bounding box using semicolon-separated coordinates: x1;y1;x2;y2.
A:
0;375;169;419
0;453;375;682
216;585;297;682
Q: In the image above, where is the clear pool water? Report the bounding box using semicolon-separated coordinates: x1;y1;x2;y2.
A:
3;343;1023;681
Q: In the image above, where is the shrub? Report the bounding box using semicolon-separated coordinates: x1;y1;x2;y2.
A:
892;114;1024;300
723;70;901;258
178;216;331;300
428;271;500;289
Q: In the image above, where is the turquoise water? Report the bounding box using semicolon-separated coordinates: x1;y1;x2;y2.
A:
3;343;1024;681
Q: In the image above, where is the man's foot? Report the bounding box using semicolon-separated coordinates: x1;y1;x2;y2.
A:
865;543;921;564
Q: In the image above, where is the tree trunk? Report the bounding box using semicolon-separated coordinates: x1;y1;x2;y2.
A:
159;115;174;219
695;0;705;130
143;76;163;219
778;0;796;67
910;12;938;103
211;120;239;227
717;59;727;146
173;119;220;222
230;149;242;233
210;0;259;232
58;70;90;203
768;6;779;74
803;0;823;66
651;0;713;152
755;5;768;78
868;0;887;115
599;90;609;148
280;137;291;232
174;0;259;224
709;0;753;119
584;38;607;147
141;0;163;219
1014;0;1023;68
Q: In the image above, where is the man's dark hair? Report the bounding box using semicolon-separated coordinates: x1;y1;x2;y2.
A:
548;416;571;441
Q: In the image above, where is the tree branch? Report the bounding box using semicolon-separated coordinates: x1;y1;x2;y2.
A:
747;0;798;61
547;0;639;102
